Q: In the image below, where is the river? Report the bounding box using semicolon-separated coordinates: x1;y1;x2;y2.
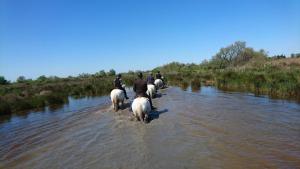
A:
0;86;300;169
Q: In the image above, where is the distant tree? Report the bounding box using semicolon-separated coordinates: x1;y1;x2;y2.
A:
95;70;106;77
37;75;47;82
108;69;116;76
291;53;295;58
17;76;26;83
127;70;135;75
291;53;300;58
48;76;60;81
78;73;91;78
273;55;286;59
201;59;209;65
0;76;9;85
212;41;246;68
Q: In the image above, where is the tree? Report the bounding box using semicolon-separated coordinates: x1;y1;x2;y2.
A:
127;70;135;75
273;55;286;59
37;75;47;82
95;70;106;77
17;76;26;83
291;53;300;58
212;41;246;68
48;76;59;81
78;73;91;78
0;76;8;85
108;69;116;76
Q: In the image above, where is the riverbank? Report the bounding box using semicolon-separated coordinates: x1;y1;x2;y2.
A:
0;74;135;115
162;57;300;102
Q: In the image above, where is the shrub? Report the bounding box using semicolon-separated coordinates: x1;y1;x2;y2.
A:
0;99;11;115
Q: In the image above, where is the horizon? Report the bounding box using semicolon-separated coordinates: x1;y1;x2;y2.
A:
1;50;300;82
1;0;300;81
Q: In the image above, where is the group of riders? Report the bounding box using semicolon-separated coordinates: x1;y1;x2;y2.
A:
113;71;165;111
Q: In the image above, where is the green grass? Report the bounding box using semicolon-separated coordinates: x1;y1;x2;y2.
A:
1;42;299;115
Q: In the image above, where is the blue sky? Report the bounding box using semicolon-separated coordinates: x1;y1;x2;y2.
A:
1;0;300;81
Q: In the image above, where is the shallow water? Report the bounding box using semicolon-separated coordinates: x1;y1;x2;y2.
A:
1;86;300;169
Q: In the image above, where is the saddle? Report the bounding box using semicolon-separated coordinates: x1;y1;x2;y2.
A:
135;94;149;99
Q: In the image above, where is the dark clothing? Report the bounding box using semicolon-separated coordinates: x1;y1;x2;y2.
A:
133;79;147;96
114;77;128;98
114;78;123;89
156;73;165;87
133;78;154;108
146;75;155;85
156;73;162;79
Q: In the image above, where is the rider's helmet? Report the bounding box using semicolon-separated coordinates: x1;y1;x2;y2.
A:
138;72;143;78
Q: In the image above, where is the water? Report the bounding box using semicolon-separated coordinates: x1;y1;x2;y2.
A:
0;86;300;169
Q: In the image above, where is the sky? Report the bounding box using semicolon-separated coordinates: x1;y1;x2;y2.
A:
1;0;300;81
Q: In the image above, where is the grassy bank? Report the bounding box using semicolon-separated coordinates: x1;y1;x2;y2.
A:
154;42;300;102
1;41;300;115
163;63;300;101
0;73;135;115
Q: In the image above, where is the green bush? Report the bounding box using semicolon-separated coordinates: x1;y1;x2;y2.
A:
0;99;11;115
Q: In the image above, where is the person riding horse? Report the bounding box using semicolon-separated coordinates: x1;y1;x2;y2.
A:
155;71;165;87
133;72;156;110
146;72;155;85
114;74;129;99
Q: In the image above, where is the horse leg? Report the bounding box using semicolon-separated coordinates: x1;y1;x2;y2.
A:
115;100;119;111
140;113;144;122
113;103;116;111
144;114;149;123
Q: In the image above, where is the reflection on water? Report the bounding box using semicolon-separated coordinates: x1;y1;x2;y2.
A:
1;87;300;169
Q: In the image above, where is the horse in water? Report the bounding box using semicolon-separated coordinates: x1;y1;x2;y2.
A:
154;79;163;89
131;97;151;122
110;89;125;111
147;84;156;98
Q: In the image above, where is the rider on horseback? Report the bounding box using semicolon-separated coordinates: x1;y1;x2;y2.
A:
133;72;156;110
114;74;129;99
155;71;165;87
146;72;155;85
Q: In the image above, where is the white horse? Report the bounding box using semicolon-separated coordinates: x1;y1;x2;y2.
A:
131;97;151;122
154;79;163;89
146;84;156;98
110;89;125;111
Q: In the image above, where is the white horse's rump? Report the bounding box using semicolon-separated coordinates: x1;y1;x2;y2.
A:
131;97;151;122
146;84;156;98
110;89;125;111
154;79;163;89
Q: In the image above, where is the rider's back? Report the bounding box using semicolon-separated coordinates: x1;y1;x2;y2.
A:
134;79;147;96
114;78;122;89
156;73;162;79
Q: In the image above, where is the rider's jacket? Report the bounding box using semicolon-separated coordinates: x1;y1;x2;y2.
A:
146;75;155;85
133;78;147;97
156;73;162;79
114;78;123;89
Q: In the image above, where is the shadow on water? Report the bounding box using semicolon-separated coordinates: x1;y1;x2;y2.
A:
48;104;65;112
191;84;201;93
119;102;131;110
146;108;168;123
153;93;167;99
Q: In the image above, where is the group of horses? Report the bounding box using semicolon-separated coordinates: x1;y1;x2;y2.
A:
110;79;164;122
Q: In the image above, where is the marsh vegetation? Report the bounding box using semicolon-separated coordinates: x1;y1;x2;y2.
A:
1;41;300;115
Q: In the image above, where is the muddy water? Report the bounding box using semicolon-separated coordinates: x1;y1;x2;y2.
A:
0;86;300;169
